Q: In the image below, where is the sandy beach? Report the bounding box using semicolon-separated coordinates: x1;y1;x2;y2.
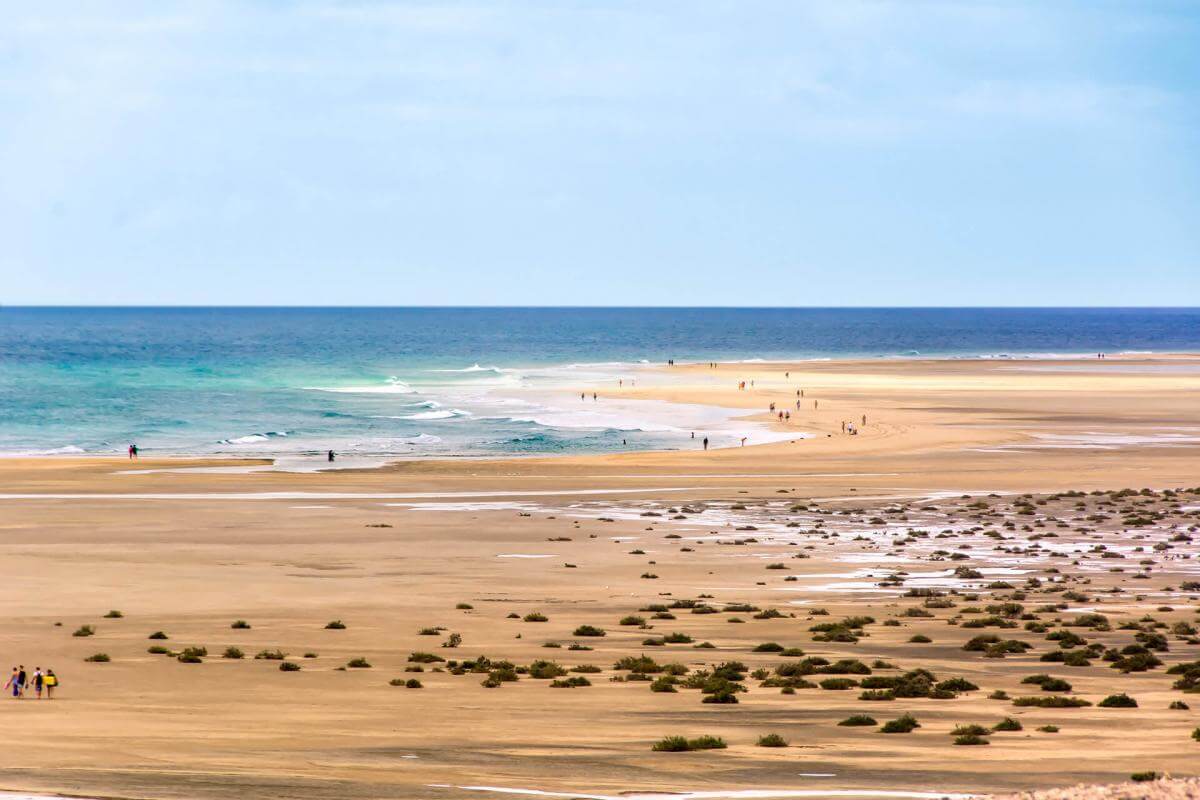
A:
2;356;1200;800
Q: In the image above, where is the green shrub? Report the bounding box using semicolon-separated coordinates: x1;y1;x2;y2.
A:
909;635;932;643
950;724;989;736
651;735;726;752
231;619;251;629
880;714;920;733
620;616;646;626
148;631;168;640
347;657;372;669
524;612;548;622
147;645;171;655
838;715;878;726
1131;772;1159;783
756;733;788;747
325;620;346;629
279;661;301;671
72;625;95;637
954;734;989;746
992;717;1023;732
1012;696;1091;707
550;676;591;688
85;653;110;662
409;651;445;663
255;649;287;660
527;660;567;679
104;610;123;619
573;625;606;637
223;646;244;659
1098;693;1138;708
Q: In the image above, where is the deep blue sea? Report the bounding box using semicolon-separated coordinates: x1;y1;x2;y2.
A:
2;307;1197;460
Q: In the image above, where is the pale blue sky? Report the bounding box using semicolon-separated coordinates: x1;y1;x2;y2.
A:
2;1;1197;306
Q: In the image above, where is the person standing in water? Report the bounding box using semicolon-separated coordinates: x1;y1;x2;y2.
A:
327;450;336;462
702;437;708;451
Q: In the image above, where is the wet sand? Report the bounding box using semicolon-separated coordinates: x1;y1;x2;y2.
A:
2;356;1199;800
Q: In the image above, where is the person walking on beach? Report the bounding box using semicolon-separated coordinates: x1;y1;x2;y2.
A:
44;669;57;699
862;414;867;426
740;437;747;446
5;668;18;698
128;443;139;460
16;666;27;697
702;437;708;451
327;449;336;462
32;667;44;699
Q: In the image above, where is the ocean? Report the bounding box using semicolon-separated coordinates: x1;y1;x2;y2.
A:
1;307;1197;459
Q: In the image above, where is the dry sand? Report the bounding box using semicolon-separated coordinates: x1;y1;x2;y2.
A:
1;356;1199;800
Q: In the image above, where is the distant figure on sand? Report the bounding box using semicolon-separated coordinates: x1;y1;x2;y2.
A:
32;668;43;699
702;437;708;451
5;667;18;698
128;443;138;460
740;437;747;446
327;450;335;462
44;669;57;699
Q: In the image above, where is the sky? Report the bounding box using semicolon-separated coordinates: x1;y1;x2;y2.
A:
1;0;1198;306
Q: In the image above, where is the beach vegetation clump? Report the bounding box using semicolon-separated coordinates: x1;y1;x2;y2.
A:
72;625;95;637
104;610;124;619
147;645;171;655
455;603;473;610
1021;674;1072;692
279;661;301;672
756;733;788;747
573;625;606;637
838;715;878;726
1131;772;1160;783
409;651;445;663
652;735;726;752
231;619;251;629
1098;693;1138;708
954;734;989;746
223;646;244;659
951;724;990;736
255;649;287;660
347;657;372;668
85;653;110;662
819;678;859;690
550;676;591;688
753;642;785;652
1038;725;1060;733
662;632;693;643
523;612;549;622
650;676;678;692
570;664;602;674
909;634;932;643
442;632;462;648
614;655;663;673
620;615;646;626
324;620;346;629
992;717;1023;732
880;714;921;734
527;660;568;679
1012;696;1091;708
148;631;169;640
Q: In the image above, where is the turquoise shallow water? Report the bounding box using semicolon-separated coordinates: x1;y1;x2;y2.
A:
1;307;1197;457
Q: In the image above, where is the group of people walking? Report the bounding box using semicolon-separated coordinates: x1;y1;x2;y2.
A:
6;666;58;699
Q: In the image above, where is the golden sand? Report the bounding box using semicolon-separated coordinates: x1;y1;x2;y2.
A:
1;356;1199;800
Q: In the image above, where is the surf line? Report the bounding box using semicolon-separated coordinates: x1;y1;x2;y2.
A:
0;487;711;502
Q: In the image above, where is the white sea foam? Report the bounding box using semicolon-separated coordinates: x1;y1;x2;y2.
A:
218;431;289;445
305;377;415;394
0;445;87;456
400;409;469;420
